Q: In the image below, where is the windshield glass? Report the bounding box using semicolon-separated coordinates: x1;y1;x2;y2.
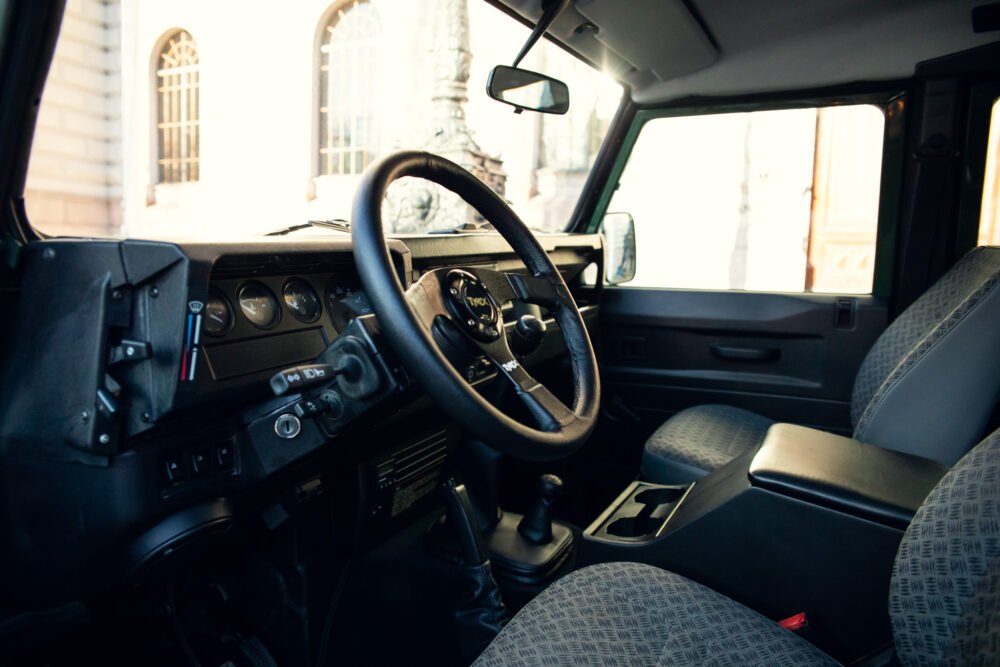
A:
24;0;622;239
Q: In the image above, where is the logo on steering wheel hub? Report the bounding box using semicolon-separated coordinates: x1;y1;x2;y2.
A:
446;270;501;341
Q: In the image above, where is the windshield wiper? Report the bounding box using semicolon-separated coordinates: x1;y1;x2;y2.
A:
265;219;352;236
428;220;495;234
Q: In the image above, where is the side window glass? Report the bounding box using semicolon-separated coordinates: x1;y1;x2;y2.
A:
608;105;885;293
980;97;1000;246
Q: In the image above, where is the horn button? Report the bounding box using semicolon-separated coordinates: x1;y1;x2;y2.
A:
446;270;502;342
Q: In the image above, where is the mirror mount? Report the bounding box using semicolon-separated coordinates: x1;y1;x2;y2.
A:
487;0;573;115
511;0;572;67
602;212;637;285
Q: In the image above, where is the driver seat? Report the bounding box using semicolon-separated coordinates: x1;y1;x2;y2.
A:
642;246;1000;484
475;428;1000;665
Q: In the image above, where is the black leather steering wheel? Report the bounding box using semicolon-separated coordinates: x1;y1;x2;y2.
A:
351;151;600;461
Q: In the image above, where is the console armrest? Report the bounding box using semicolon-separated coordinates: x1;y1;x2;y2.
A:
748;424;948;528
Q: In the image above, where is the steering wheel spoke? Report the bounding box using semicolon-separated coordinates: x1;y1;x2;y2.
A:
404;269;452;329
465;267;562;310
505;272;561;309
482;341;576;432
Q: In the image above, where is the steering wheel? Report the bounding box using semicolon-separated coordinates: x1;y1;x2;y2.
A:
351;151;600;461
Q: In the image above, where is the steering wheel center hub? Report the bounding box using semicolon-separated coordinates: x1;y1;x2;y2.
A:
447;270;501;341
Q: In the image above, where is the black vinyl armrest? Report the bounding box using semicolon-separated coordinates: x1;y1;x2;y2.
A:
748;424;949;528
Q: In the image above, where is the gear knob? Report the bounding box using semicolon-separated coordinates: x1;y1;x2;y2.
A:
518;474;564;545
538;473;563;499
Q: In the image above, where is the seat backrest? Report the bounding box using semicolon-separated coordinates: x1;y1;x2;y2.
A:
889;428;1000;665
851;246;1000;464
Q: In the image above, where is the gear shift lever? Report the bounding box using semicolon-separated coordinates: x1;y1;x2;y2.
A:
440;479;508;661
517;474;564;545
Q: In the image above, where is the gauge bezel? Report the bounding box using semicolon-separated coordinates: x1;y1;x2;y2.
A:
237;281;281;330
282;278;323;324
203;287;235;337
325;280;368;332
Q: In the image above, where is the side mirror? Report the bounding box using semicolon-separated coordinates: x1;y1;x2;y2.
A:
602;212;636;285
486;65;569;115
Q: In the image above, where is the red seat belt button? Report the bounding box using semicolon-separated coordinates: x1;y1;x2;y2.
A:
778;612;808;632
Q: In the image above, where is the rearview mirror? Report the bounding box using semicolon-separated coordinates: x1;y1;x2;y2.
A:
486;65;569;115
603;212;636;285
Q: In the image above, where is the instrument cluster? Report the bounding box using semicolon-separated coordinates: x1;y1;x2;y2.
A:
202;275;371;340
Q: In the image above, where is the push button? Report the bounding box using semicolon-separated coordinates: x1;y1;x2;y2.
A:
293;397;326;418
215;443;235;471
191;449;210;476
163;457;185;484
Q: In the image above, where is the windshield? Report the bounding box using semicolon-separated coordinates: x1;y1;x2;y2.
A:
24;0;622;239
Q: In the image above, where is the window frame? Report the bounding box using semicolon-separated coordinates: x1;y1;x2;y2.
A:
152;29;200;185
586;91;908;297
315;0;381;178
955;83;1000;254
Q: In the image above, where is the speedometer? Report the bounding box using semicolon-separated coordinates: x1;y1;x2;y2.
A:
326;282;373;331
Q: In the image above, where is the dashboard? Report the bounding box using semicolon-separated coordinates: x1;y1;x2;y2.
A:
0;231;603;606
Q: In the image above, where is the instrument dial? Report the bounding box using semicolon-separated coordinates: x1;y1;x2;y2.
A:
202;290;233;336
238;282;280;329
326;282;372;331
283;279;322;323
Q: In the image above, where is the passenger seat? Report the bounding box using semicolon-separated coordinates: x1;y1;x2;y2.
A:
641;246;1000;484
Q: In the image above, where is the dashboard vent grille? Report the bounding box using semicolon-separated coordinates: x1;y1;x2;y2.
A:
212;253;353;279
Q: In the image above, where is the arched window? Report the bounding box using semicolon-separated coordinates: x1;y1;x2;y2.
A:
318;1;380;176
155;30;199;183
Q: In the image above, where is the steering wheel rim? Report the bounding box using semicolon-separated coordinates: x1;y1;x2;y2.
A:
351;150;600;461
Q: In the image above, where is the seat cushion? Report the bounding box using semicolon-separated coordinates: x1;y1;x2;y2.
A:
642;404;774;484
474;562;838;667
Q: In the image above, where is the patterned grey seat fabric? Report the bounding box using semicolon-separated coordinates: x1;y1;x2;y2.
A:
473;562;838;667
478;429;1000;667
641;404;773;483
889;428;1000;665
643;246;1000;484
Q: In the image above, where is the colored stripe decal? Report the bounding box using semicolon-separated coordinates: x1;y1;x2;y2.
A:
180;313;193;380
188;349;198;382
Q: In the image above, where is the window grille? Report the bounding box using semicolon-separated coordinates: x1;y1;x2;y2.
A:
319;2;380;176
156;30;200;183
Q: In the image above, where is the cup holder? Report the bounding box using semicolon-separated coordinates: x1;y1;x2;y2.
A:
634;487;684;505
607;515;655;538
591;483;689;541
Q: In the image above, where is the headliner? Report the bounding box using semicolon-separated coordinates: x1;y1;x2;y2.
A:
493;0;1000;103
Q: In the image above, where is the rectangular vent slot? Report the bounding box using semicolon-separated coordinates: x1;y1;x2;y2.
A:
212;253;354;279
378;431;448;487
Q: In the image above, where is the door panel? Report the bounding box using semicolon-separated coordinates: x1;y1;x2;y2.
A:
599;287;887;436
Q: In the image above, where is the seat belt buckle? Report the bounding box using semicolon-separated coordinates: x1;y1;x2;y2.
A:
778;612;808;632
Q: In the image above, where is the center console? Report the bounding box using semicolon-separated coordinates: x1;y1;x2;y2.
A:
579;423;949;664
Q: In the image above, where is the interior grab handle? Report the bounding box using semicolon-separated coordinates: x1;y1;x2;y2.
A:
710;345;780;362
